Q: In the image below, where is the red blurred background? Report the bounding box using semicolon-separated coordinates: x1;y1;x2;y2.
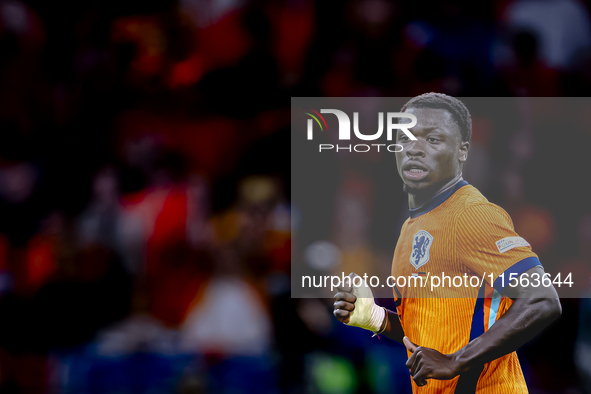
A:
0;0;590;393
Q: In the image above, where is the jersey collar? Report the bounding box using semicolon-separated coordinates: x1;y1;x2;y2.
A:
409;179;468;219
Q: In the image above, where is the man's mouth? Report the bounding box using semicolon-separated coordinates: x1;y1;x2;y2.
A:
402;163;429;181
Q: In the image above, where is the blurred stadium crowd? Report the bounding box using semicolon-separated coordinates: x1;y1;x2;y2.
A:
0;0;590;393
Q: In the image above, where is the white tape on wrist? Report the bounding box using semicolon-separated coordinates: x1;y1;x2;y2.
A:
346;275;386;332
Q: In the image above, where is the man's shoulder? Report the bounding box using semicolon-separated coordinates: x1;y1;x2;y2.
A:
453;184;490;210
454;185;511;222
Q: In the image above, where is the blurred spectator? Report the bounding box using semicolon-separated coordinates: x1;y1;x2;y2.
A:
497;30;560;96
503;0;591;71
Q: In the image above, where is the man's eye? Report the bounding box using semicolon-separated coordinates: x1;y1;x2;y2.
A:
399;135;410;141
427;138;439;143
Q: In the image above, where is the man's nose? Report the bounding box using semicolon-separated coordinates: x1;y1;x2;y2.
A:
406;140;426;158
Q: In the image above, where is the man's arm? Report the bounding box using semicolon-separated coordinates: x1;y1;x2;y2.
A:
452;265;561;369
405;266;562;386
379;310;405;344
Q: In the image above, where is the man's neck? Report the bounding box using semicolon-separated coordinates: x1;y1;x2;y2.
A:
408;174;463;209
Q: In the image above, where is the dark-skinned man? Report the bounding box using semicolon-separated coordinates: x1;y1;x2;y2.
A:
333;93;561;393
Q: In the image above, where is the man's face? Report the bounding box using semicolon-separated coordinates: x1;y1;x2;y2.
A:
395;107;468;196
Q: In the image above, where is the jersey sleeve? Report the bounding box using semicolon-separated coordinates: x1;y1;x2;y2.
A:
456;203;541;293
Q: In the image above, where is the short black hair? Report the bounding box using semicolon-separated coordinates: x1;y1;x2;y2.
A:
401;93;472;143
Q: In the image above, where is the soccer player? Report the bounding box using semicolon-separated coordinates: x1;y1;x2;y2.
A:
333;93;562;393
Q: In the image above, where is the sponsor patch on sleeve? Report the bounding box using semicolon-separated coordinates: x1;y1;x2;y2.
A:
495;236;530;253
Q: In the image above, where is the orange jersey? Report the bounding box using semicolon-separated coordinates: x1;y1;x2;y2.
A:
391;181;541;393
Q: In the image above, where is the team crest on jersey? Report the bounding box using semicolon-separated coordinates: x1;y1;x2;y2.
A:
410;230;433;269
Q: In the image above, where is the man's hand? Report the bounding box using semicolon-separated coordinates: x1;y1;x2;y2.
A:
333;273;386;333
333;276;357;324
404;336;462;387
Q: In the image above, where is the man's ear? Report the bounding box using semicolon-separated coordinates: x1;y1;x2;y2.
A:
459;141;469;162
